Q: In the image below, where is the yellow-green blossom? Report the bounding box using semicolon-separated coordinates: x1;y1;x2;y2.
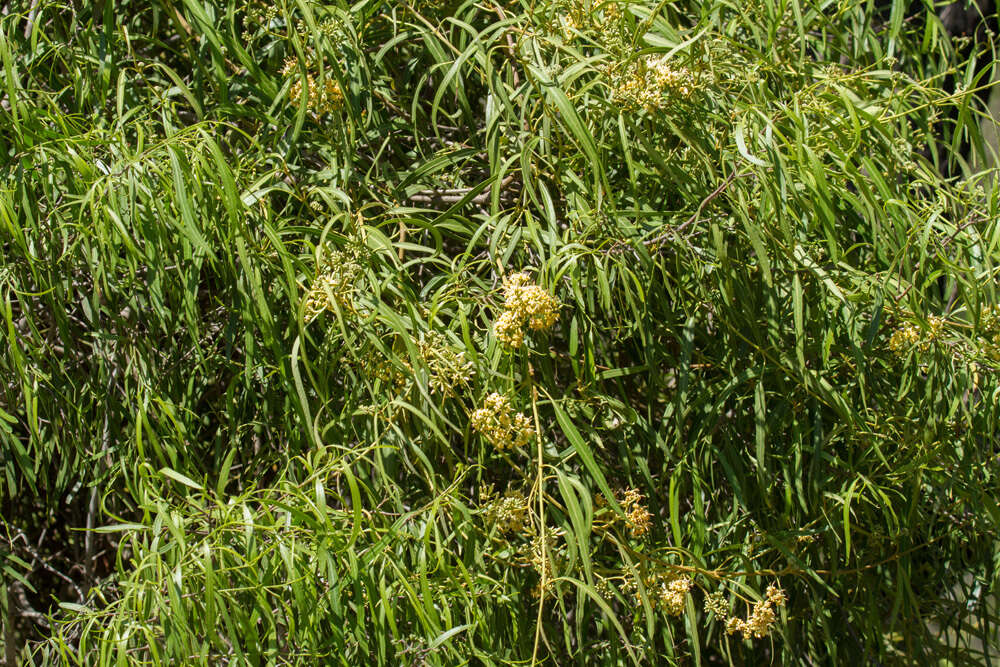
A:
485;490;530;534
283;57;345;115
726;582;787;639
612;55;698;112
492;272;560;348
471;393;535;451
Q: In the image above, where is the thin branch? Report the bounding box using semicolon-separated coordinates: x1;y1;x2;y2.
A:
10;581;49;630
85;349;120;588
3;584;16;667
9;527;84;603
493;2;523;90
644;168;744;248
407;174;518;205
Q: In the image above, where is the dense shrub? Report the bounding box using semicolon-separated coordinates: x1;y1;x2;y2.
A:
1;0;999;664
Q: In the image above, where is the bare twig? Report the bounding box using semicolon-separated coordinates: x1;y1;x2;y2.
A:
644;168;743;248
407;173;518;206
493;3;522;89
23;0;39;39
10;581;49;629
3;583;16;666
10;527;84;603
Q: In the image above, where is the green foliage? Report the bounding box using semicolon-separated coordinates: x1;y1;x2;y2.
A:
2;0;1000;664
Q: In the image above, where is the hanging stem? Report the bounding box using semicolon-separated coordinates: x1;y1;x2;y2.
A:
529;365;547;666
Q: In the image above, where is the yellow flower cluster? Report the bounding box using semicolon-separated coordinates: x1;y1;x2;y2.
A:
243;6;278;41
494;310;526;348
418;332;474;396
525;528;563;597
657;575;693;616
367;333;474;398
282;57;345;115
559;10;585;39
704;591;729;617
927;315;945;340
485;490;530;534
470;393;535;451
631;571;692;616
494;273;560;348
978;305;1000;360
303;248;362;320
888;315;945;357
620;488;652;538
888;323;919;355
555;0;625;47
373;358;409;391
982;305;1000;333
612;55;698;112
725;583;787;639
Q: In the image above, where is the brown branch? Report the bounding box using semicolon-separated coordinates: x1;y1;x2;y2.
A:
10;581;49;629
644;168;743;249
9;527;84;603
493;3;522;89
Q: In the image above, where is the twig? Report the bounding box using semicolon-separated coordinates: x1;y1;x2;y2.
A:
644;169;743;248
529;371;547;667
407;174;518;205
23;0;39;38
493;3;522;89
85;356;119;587
10;526;84;603
10;581;49;629
3;584;16;666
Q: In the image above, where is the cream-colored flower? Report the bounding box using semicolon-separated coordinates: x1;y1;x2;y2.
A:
494;309;525;348
417;332;474;395
493;272;560;348
471;393;535;451
612;55;698;112
743;598;777;638
889;316;947;356
485;490;530;534
888;323;920;356
765;583;787;607
303;247;362;319
630;571;691;616
726;582;787;639
283;56;345;115
704;591;729;619
620;488;653;538
660;575;692;616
